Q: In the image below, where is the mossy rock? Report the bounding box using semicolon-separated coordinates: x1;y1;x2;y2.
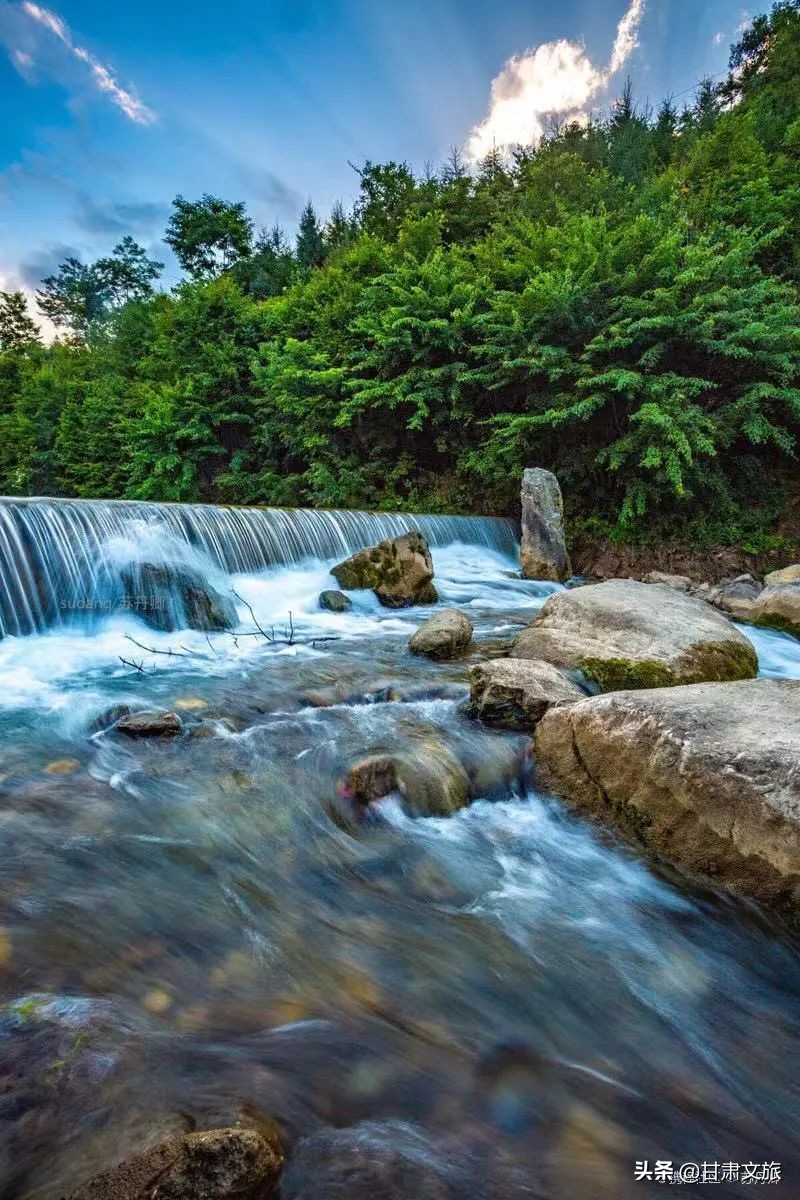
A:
753;612;800;640
331;532;436;608
514;579;758;693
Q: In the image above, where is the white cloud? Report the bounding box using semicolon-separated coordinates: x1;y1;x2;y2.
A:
609;0;645;74
713;31;726;46
21;2;68;42
11;45;34;76
6;2;155;125
466;0;646;161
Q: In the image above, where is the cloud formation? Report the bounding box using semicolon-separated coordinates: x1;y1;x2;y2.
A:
0;1;155;124
466;0;646;161
609;0;646;75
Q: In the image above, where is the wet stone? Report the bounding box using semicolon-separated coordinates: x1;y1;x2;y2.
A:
344;756;398;804
319;589;352;613
66;1127;283;1200
115;711;183;739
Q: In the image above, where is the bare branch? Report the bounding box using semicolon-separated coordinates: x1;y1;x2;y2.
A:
231;589;273;641
124;634;199;660
119;655;147;673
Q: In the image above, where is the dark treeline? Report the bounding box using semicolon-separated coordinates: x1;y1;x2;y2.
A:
2;2;800;549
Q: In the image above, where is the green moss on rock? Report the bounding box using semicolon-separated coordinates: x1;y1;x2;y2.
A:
580;658;677;692
680;639;758;683
580;640;757;693
754;612;800;640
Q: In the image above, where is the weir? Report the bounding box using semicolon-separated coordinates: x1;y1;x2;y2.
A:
0;497;519;638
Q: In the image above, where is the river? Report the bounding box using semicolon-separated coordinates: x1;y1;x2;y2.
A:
0;501;798;1198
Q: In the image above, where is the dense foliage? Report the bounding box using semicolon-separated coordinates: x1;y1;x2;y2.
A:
2;3;800;547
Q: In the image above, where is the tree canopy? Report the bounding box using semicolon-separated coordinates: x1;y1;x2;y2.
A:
3;2;800;553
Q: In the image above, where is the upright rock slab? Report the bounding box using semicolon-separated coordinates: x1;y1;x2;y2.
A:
520;468;571;582
331;532;437;608
534;680;800;915
513;579;757;690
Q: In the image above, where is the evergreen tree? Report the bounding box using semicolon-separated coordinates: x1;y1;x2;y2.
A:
233;225;295;298
296;201;326;270
652;97;679;165
324;201;354;254
0;291;40;350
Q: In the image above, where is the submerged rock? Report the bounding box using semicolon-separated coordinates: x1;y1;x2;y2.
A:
343;743;470;818
121;562;238;633
512;579;757;691
115;710;183;739
280;1121;460;1200
408;609;473;660
345;756;399;804
520;468;571;583
535;679;800;915
331;533;437;608
318;589;352;613
466;659;583;730
67;1127;283;1200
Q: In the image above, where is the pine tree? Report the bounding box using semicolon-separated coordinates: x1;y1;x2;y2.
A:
0;291;40;350
652;97;679;165
296;201;325;270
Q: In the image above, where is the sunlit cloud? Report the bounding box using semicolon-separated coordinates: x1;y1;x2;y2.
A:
3;1;156;125
609;0;645;74
21;1;67;42
466;0;646;161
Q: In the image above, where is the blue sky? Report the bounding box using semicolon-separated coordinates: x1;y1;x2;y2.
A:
0;0;753;312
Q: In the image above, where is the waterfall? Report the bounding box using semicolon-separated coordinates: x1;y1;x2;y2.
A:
0;497;519;638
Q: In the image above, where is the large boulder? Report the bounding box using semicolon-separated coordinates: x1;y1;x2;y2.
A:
512;579;757;691
408;609;473;660
466;658;583;730
67;1127;283;1200
520;468;571;582
750;581;800;639
121;563;238;633
331;533;438;608
534;680;800;914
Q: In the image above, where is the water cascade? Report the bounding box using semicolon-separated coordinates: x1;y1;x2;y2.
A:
0;497;518;637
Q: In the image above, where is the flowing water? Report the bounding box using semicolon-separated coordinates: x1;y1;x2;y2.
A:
0;499;798;1199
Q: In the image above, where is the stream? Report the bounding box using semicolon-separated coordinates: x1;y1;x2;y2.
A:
0;507;799;1198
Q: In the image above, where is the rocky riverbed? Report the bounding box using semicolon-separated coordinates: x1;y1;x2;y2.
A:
0;529;799;1199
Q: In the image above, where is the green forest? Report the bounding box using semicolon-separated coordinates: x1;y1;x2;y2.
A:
2;2;800;550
